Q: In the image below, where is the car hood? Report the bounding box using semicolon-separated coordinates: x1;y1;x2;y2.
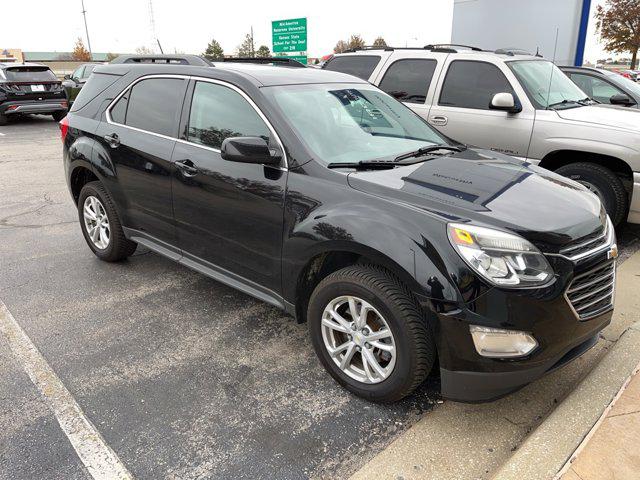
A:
347;149;604;249
554;104;640;131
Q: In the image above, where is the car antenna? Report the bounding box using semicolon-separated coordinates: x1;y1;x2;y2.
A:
545;28;559;109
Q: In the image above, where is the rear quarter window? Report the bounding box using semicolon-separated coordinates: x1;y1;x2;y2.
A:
70;72;122;112
323;55;381;80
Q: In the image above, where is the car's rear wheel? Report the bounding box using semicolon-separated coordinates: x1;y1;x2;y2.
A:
52;111;67;122
78;181;137;262
308;265;435;403
556;162;628;226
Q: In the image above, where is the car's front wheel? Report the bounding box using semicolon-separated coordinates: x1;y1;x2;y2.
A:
556;162;627;225
78;181;137;262
308;265;435;403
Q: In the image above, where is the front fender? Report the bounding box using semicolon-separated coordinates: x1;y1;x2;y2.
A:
282;203;462;309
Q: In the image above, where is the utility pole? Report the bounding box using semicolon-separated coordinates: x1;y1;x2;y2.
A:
251;26;255;56
81;0;93;60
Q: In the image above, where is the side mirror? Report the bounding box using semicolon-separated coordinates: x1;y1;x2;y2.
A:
220;137;282;165
63;74;71;80
610;94;634;106
490;92;521;113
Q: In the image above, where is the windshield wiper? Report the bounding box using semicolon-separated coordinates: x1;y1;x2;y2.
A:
547;99;584;110
393;144;463;162
327;157;439;170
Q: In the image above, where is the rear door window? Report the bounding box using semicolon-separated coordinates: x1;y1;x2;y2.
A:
439;60;515;110
187;81;270;150
323;56;381;80
82;64;96;79
122;78;186;137
379;59;437;104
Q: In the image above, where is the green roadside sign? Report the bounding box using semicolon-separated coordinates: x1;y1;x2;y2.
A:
272;17;307;63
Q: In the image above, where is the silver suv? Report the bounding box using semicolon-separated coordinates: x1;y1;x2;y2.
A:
324;45;640;226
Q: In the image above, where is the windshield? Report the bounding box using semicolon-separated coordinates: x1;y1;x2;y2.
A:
509;60;587;109
4;67;57;82
262;84;448;164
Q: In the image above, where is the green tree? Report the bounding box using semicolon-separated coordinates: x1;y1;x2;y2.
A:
202;38;224;60
347;34;365;51
256;45;271;57
372;37;387;47
595;0;640;69
334;40;348;53
72;38;91;61
237;33;255;57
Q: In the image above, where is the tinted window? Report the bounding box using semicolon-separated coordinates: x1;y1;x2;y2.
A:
83;64;96;78
323;56;380;80
71;72;121;112
124;78;185;136
187;81;270;150
570;73;623;104
109;92;128;123
379;59;437;104
440;61;515;110
4;66;57;82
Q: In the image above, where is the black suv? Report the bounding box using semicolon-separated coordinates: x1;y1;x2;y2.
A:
62;60;617;403
0;62;67;125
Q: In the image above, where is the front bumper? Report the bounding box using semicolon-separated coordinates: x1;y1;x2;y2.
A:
628;172;640;224
433;250;615;403
1;99;67;115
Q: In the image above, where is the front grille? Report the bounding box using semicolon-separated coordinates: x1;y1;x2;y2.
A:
566;261;615;320
559;223;609;260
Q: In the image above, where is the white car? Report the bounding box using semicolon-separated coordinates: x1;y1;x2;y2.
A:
324;45;640;225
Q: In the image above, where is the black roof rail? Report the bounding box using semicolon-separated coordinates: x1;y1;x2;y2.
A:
220;57;306;68
342;45;395;53
424;43;484;52
110;54;213;66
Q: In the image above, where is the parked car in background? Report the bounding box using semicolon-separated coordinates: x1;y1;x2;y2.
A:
0;62;67;125
560;66;640;108
62;63;99;107
614;69;638;82
324;45;640;226
62;59;617;403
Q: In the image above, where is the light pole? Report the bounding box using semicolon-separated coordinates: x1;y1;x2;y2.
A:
81;0;93;60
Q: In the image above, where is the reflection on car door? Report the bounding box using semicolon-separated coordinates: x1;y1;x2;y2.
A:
171;79;286;294
427;59;534;158
96;77;187;249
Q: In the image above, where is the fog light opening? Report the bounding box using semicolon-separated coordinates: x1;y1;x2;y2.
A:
469;325;538;358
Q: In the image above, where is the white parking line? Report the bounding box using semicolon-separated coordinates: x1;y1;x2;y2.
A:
0;300;133;480
0;132;5;136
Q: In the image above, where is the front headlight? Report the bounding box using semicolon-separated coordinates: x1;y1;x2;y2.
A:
447;223;553;287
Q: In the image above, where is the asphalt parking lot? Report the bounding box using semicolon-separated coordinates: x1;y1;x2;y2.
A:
1;116;640;480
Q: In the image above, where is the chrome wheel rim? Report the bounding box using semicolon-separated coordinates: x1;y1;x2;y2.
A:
321;295;396;384
83;196;110;249
577;180;604;202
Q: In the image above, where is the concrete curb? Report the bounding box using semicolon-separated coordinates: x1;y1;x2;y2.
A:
491;322;640;480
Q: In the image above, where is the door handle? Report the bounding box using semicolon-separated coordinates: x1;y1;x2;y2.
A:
175;159;198;177
103;133;120;148
429;115;448;126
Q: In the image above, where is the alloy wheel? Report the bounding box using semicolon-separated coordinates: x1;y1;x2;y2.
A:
321;295;396;384
83;196;110;249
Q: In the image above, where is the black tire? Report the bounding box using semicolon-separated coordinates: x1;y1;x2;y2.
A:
52;111;67;122
308;265;435;403
78;181;137;262
556;162;627;226
0;113;7;126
